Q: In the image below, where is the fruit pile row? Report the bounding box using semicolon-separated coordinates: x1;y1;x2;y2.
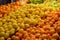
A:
0;0;60;18
0;1;23;18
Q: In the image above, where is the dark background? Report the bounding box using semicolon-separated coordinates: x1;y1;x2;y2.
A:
0;0;16;5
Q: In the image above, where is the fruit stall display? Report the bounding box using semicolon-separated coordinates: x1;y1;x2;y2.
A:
0;0;60;40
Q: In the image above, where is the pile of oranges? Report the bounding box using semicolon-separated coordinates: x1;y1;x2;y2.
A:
0;1;24;18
